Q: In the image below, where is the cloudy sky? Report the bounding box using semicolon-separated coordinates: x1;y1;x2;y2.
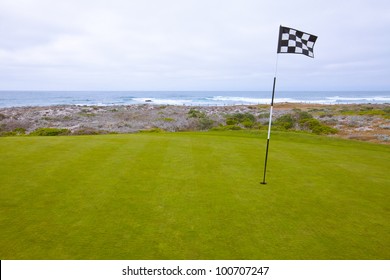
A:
0;0;389;91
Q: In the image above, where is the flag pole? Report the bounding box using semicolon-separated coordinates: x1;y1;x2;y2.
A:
260;25;317;184
261;50;279;185
261;76;276;184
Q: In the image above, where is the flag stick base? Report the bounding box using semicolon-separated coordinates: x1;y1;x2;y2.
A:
260;182;267;185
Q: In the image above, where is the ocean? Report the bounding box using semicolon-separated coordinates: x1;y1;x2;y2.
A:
0;90;389;108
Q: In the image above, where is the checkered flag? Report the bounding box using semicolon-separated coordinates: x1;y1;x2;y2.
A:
277;26;318;58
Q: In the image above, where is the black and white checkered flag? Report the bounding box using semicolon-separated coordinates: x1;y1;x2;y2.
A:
277;26;318;58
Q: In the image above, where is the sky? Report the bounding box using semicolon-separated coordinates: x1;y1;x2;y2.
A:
0;0;389;91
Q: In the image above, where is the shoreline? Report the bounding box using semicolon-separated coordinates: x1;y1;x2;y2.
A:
1;103;389;144
1;90;390;108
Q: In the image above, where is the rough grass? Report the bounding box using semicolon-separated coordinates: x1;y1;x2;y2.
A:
0;131;389;259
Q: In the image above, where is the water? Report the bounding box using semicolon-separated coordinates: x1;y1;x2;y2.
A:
0;90;389;108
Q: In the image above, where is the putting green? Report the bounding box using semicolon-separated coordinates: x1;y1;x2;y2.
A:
0;131;389;259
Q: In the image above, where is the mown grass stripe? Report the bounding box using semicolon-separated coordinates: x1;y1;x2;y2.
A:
0;131;389;259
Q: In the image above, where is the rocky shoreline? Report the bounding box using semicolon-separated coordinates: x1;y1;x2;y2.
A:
1;103;389;144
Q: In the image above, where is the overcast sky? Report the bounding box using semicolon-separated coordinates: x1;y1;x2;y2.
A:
0;0;389;91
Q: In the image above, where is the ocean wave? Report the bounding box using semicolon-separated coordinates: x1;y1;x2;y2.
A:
132;97;192;105
208;96;295;104
1;91;389;107
325;96;390;103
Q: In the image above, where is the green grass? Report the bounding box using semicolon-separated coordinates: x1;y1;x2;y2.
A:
0;131;389;259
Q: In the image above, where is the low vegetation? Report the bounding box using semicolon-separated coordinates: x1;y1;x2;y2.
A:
225;112;257;128
0;104;388;143
29;127;71;136
187;108;214;130
338;105;390;118
275;109;338;134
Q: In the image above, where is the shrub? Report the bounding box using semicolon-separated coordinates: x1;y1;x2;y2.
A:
62;116;72;121
275;110;337;135
30;128;70;136
79;113;96;117
225;113;257;128
242;120;254;128
71;127;110;135
139;127;165;133
296;110;313;120
258;113;270;119
198;116;214;130
275;114;294;130
188;109;205;118
226;118;238;125
0;128;26;137
211;125;242;131
13;128;26;135
162;117;175;122
187;109;214;130
339;106;390;118
299;118;338;134
228;112;255;122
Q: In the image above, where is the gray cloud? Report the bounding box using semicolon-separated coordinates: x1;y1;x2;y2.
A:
0;0;389;90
